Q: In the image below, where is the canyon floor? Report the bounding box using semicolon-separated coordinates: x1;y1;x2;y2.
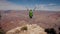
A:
0;10;60;34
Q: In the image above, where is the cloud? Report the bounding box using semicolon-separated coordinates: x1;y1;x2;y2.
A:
48;3;56;6
0;0;26;10
0;0;60;11
0;0;6;1
35;4;60;11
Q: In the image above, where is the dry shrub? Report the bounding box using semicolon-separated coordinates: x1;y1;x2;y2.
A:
0;27;5;34
21;26;27;31
45;28;56;34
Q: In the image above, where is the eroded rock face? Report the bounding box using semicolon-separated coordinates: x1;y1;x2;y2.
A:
6;24;47;34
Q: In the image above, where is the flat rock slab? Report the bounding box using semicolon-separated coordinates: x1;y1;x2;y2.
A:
6;24;47;34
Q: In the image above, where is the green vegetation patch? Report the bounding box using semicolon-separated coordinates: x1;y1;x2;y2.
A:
0;27;5;34
45;28;56;34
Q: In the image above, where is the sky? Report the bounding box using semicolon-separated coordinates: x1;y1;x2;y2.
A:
0;0;60;11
